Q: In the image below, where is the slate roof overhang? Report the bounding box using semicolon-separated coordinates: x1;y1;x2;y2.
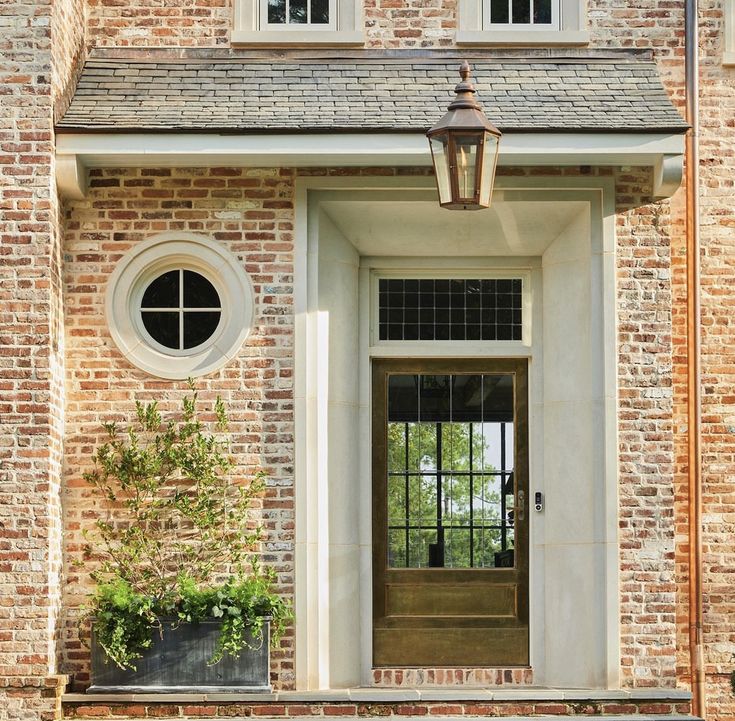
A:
57;53;688;135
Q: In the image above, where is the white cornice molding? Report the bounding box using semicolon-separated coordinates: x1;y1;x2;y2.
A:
653;153;685;199
55;131;685;200
55;153;87;200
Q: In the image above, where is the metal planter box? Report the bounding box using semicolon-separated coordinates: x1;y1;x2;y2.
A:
88;619;271;693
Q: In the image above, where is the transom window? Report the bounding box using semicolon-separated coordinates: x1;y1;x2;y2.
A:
378;277;523;342
139;269;222;352
262;0;336;28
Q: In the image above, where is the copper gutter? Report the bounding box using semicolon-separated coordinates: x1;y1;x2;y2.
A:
685;0;705;715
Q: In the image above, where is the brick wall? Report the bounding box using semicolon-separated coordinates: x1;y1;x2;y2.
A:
79;0;687;71
7;0;735;711
86;0;230;47
0;0;82;716
59;166;296;690
673;0;735;718
365;0;456;48
56;165;679;693
615;168;678;688
52;0;87;122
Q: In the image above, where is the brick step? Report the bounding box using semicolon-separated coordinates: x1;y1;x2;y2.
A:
62;691;695;720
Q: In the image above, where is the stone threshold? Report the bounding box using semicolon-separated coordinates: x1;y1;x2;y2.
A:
64;688;693;703
66;717;699;721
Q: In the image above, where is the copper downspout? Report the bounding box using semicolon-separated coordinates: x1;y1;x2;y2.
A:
685;0;705;715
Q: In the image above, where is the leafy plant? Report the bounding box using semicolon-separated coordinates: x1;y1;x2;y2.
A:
82;383;291;670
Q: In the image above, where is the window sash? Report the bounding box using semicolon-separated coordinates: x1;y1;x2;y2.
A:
260;0;338;30
482;0;560;29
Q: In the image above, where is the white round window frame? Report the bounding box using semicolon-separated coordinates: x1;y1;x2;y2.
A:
106;232;254;380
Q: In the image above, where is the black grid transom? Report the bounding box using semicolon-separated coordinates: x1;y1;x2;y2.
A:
378;278;523;342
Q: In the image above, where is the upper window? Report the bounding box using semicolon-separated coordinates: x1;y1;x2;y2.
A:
262;0;335;29
106;232;254;380
233;0;362;44
486;0;558;29
457;0;588;45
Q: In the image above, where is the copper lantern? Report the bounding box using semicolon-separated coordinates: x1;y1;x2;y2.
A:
427;62;502;210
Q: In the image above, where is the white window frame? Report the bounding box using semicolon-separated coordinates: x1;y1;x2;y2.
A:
260;0;337;31
457;0;588;46
233;0;363;44
371;269;532;349
482;0;560;31
106;232;254;380
725;0;735;65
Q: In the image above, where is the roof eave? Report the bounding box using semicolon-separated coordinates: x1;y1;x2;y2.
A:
54;125;690;135
55;129;686;201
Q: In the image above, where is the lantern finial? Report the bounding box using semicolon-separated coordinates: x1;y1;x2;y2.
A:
450;62;482;111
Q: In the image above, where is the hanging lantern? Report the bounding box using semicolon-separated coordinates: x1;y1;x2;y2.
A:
427;61;502;210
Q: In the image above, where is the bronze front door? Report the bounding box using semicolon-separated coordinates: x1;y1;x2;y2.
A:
372;358;529;667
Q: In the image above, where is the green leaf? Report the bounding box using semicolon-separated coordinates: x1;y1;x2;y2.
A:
80;385;294;669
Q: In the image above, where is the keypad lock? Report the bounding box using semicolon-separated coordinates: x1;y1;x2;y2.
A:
534;491;544;513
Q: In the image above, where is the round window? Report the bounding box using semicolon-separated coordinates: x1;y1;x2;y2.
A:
139;269;222;352
106;233;254;379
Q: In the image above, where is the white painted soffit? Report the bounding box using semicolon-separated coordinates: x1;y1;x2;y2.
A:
56;131;685;200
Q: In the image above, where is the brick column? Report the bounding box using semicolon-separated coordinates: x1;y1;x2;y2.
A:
0;1;70;717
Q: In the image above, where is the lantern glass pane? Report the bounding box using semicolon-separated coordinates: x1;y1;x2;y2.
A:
480;132;500;207
430;136;453;205
454;135;480;201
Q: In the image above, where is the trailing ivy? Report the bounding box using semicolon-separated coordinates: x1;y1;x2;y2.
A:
82;383;292;670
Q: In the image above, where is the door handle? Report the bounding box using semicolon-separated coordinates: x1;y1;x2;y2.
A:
517;490;525;521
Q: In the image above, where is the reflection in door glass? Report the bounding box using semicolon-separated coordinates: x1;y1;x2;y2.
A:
387;374;515;569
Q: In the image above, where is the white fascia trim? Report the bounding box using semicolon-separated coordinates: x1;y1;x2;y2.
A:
55;131;685;199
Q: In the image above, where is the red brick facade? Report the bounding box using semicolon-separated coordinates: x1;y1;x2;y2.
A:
54;164;682;695
60;696;695;719
60;166;297;690
0;0;79;717
1;0;733;719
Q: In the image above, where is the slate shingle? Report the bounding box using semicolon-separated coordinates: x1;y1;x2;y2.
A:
57;57;688;133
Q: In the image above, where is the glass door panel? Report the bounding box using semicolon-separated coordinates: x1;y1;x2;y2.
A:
386;373;515;569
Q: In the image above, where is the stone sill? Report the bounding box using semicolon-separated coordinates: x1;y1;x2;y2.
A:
456;30;590;46
64;688;692;703
231;30;364;45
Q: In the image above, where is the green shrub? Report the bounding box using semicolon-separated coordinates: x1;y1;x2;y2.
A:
82;384;291;670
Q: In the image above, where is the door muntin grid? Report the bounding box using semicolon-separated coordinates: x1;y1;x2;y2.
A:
386;373;516;569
